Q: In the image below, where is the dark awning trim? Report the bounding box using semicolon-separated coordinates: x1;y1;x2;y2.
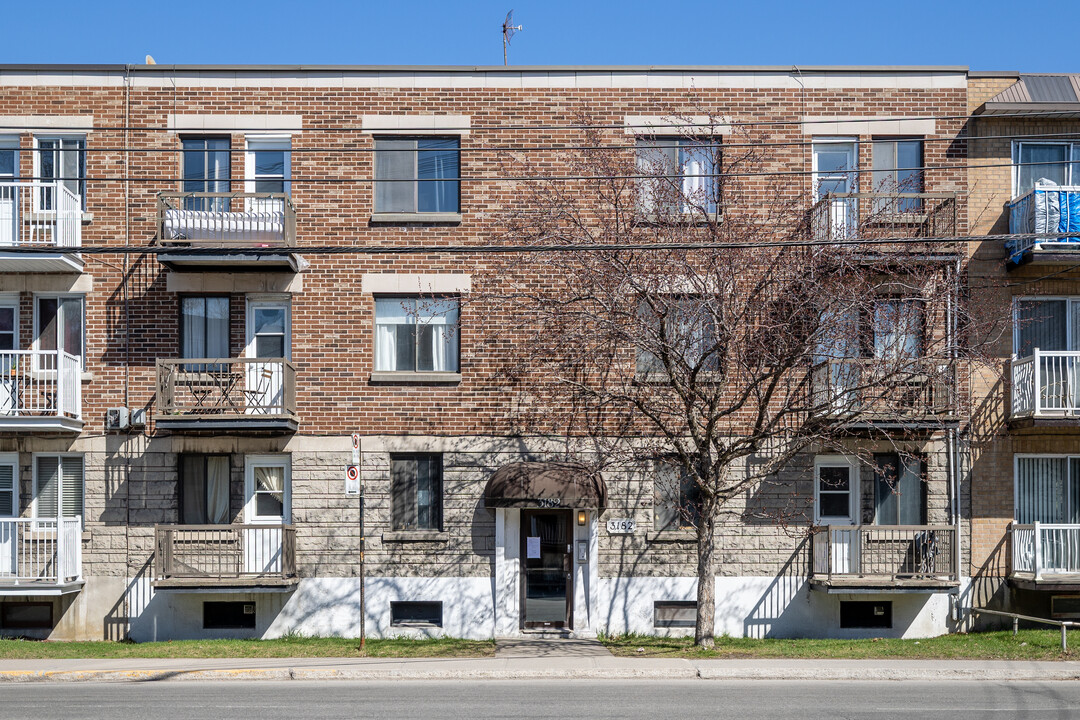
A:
482;461;607;513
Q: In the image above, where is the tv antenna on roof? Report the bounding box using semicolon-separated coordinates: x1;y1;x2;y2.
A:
502;10;523;66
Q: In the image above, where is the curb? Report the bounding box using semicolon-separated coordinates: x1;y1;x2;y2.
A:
2;665;1080;683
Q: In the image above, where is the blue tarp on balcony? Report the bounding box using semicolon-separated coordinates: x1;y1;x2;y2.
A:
1007;182;1080;263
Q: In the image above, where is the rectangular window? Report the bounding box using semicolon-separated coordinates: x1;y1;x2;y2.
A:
245;137;290;215
816;459;855;522
1014;298;1080;356
35;136;86;210
873;453;926;525
182;136;231;212
1;602;53;629
839;600;892;629
636;297;718;374
653;461;701;530
374;297;459;373
391;454;442;531
181;296;229;369
1051;595;1080;619
246;456;289;523
33;455;83;522
374;138;460;214
870;299;923;360
653;600;697;628
203;601;256;629
1015;142;1080;196
35;295;84;368
872;139;924;213
0;457;15;517
390;601;443;627
636;137;719;215
180;455;230;525
0;138;15;182
1015;456;1080;524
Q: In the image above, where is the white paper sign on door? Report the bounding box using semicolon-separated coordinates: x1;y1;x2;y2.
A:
526;536;541;559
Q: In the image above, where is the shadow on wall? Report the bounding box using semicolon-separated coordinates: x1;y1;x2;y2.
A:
964;533;1011;631
107;557;152;641
740;536;812;639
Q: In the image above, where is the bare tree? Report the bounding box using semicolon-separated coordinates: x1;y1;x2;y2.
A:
468;110;992;648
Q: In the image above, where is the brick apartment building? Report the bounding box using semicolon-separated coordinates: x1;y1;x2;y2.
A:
967;73;1080;623
0;63;997;641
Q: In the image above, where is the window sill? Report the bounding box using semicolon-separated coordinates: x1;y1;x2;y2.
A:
647;530;697;543
369;371;462;385
369;212;462;224
634;371;720;385
382;530;449;543
635;212;721;226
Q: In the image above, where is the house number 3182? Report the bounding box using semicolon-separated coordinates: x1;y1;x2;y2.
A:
607;518;636;534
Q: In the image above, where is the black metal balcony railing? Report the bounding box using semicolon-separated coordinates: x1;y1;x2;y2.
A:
157;192;297;247
810;359;954;419
808;192;958;242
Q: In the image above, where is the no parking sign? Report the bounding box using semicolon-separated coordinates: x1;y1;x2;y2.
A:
345;464;361;495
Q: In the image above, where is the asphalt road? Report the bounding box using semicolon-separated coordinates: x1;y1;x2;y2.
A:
3;679;1080;719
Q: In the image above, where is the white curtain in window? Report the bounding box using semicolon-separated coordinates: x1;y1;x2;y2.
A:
423;299;459;372
254;465;285;520
207;456;230;525
375;298;410;371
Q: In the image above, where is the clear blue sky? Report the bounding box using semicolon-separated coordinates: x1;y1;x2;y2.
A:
3;0;1075;73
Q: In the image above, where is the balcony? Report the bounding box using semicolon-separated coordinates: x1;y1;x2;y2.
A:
156;192;304;272
808;192;958;243
154;357;297;434
0;517;83;595
0;350;82;432
1006;183;1080;265
810;359;955;424
0;181;82;273
1009;350;1080;425
1010;523;1080;590
153;524;297;591
810;524;959;592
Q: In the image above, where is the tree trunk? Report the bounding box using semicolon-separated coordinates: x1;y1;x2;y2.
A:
695;510;716;649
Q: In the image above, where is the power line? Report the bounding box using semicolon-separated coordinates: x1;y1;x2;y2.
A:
7;231;1076;255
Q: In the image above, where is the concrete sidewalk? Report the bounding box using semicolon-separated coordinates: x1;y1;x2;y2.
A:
1;654;1080;683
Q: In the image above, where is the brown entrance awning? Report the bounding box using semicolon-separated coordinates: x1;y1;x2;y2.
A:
483;462;606;512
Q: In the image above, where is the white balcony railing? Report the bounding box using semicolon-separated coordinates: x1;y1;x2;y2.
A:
1012;522;1080;579
0;517;82;585
0;350;82;420
1011;349;1080;418
0;182;82;249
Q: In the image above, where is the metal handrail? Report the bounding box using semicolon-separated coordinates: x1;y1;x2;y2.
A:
155;357;297;418
811;524;958;581
154;523;297;581
972;607;1078;651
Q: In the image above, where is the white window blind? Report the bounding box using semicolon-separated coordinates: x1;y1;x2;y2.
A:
1015;456;1080;524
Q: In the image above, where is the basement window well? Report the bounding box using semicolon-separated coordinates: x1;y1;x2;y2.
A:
390;601;443;628
203;601;256;630
654;600;697;628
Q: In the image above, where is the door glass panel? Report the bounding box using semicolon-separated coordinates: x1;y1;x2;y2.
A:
523;512;569;626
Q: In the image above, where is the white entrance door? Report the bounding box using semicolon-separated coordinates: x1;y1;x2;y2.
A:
0;456;18;577
243;455;290;574
815;458;860;574
0;144;17;247
245;300;290;415
813;141;858;239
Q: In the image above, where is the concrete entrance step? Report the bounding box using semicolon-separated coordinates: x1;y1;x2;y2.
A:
495;637;612;658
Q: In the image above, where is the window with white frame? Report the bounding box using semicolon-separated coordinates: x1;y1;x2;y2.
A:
374;297;459;373
815;457;857;523
1014;297;1080;356
245;137;290;215
34;295;83;369
0;454;16;518
635;137;719;215
1015;455;1080;524
1014;141;1080;196
33;455;83;522
374;137;460;214
245;455;290;523
35;136;86;210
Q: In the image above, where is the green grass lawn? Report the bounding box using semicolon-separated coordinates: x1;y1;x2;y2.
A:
0;635;494;660
600;630;1078;661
